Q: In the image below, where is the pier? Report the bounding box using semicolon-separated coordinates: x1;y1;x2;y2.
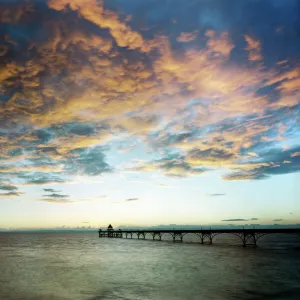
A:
98;225;300;247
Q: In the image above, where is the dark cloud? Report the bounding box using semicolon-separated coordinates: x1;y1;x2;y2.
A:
223;172;268;181
189;148;235;163
50;122;105;137
0;191;23;197
0;184;18;191
43;188;61;193
138;153;206;177
43;193;69;198
222;219;247;222
126;198;139;201
22;173;67;185
149;131;196;149
35;129;53;144
224;146;300;180
68;123;95;136
64;146;111;176
222;218;259;222
206;193;226;197
7;148;23;157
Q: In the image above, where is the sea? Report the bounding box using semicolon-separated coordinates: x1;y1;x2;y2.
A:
0;232;300;300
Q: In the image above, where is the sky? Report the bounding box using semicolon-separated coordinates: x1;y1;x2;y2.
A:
0;0;300;229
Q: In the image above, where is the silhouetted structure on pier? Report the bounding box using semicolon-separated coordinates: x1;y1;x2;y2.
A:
98;226;300;247
98;224;122;238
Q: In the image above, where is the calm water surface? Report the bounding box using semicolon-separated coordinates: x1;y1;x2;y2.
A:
0;232;300;300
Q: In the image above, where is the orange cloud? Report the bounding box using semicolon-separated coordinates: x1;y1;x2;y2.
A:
1;0;299;186
39;198;72;204
223;171;266;181
244;34;263;61
206;30;234;58
48;131;114;154
1;165;64;173
48;0;153;52
111;116;159;135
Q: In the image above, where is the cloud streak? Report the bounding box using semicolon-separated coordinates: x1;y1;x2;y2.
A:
125;198;139;202
222;218;259;222
43;193;69;199
0;184;18;191
43;188;61;193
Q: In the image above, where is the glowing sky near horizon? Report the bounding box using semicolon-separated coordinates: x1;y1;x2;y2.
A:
0;0;300;229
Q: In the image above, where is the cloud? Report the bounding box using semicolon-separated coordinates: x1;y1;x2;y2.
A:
0;183;22;197
222;219;248;222
63;146;111;176
206;193;226;197
273;219;283;222
0;184;18;191
39;198;72;204
43;188;61;193
43;193;69;198
177;31;198;42
0;1;34;23
125;198;139;202
0;164;64;173
222;218;259;222
223;146;300;180
21;173;67;185
223;172;268;181
0;0;299;193
205;30;234;58
36;195;106;204
48;0;153;52
244;34;263;61
187;148;236;167
0;191;23;197
111;116;159;136
134;153;206;177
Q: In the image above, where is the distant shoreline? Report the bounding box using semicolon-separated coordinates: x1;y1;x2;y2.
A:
1;224;300;233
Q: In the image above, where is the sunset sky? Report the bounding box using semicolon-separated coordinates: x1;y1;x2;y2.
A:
1;0;300;229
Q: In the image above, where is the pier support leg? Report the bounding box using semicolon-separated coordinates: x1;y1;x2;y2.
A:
200;234;204;244
252;234;257;247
